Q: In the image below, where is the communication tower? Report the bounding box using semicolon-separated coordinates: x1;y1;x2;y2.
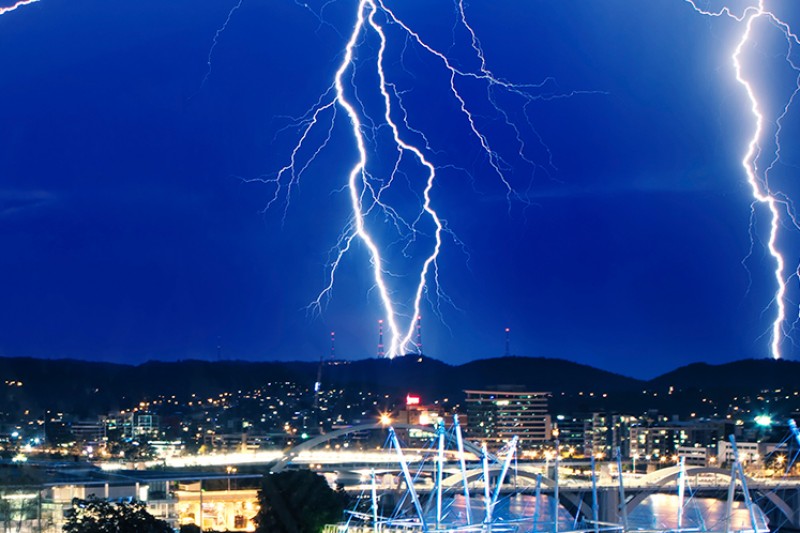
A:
377;320;385;358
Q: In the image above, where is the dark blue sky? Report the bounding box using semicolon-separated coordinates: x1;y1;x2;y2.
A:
1;0;799;378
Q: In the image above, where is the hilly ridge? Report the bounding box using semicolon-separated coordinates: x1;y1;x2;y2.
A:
0;355;798;417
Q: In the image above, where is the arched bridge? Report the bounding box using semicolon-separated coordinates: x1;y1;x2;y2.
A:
271;423;485;473
624;465;798;529
273;430;800;529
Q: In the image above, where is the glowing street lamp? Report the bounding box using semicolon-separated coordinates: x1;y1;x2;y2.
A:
755;415;772;427
226;466;237;491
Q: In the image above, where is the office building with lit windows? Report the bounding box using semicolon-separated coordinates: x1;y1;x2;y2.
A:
464;388;551;450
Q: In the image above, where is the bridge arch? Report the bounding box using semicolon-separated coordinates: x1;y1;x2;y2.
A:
625;466;795;528
271;423;486;473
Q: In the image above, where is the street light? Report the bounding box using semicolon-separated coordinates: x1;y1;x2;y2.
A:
545;450;554;475
226;466;237;491
775;454;786;476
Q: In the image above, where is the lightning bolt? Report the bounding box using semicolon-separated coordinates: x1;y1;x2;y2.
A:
250;0;589;358
684;0;800;359
0;0;40;15
198;0;245;91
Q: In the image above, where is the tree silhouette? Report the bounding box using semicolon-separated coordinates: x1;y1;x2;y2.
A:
63;497;171;533
253;470;348;533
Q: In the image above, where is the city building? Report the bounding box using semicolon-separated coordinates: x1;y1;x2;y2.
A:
630;419;729;460
676;445;711;466
70;420;106;445
464;388;551;450
552;414;588;455
0;465;261;532
106;412;161;440
174;483;259;531
584;413;639;459
717;440;781;466
395;394;450;426
203;432;280;453
394;393;452;442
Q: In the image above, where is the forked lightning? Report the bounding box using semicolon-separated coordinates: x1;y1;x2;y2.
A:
257;0;576;357
684;0;800;359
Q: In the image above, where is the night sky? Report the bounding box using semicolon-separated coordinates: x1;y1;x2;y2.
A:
2;0;800;378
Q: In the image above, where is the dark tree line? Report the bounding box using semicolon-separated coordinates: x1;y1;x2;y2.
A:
63;497;171;533
254;470;348;533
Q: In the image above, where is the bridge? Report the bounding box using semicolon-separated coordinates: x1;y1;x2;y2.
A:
147;423;800;530
270;423;485;473
266;424;800;530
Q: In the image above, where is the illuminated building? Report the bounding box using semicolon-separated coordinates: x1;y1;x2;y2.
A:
584;413;639;458
203;432;278;453
717;440;780;467
106;411;161;440
630;419;729;461
0;466;261;532
175;485;259;532
676;445;711;466
395;394;446;441
396;394;444;426
552;414;588;453
464;388;551;450
70;420;106;445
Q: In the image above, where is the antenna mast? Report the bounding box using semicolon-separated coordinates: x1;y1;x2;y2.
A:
377;320;385;358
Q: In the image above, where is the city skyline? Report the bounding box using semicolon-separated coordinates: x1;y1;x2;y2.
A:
2;0;800;377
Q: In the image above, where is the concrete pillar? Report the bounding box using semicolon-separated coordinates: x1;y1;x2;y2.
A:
597;490;621;524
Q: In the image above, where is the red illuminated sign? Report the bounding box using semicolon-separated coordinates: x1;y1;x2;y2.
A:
406;394;420;406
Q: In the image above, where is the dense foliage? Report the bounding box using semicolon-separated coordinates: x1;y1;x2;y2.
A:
253;470;348;533
63;497;171;533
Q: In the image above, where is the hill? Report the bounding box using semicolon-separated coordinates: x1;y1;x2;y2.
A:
1;355;797;417
648;358;800;391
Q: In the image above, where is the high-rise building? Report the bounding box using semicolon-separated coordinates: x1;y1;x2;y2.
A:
584;412;639;459
552;414;588;453
464;388;551;450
